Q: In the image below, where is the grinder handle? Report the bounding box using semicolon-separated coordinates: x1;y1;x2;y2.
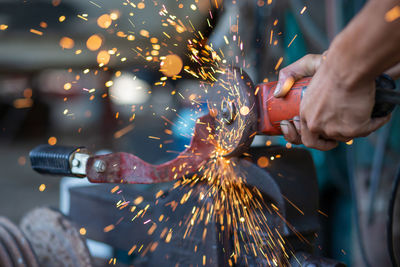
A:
373;74;399;117
30;145;87;176
257;74;398;135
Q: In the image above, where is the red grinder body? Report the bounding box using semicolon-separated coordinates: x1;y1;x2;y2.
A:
257;77;312;135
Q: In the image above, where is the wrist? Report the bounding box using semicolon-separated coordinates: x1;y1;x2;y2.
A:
324;35;373;90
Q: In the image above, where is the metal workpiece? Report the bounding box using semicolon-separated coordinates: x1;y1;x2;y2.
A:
84;114;215;184
30;114;215;184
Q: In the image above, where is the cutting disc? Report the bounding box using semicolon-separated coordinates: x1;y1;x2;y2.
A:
207;67;258;157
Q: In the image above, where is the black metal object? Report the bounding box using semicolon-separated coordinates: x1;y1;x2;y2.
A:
247;146;320;254
29;145;80;176
373;74;398;118
290;252;347;267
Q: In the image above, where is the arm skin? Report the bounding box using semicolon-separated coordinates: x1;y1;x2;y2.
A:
274;0;400;150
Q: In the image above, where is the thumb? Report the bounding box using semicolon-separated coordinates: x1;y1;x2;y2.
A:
274;76;295;97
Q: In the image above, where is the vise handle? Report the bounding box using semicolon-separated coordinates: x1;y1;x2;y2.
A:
29;145;89;177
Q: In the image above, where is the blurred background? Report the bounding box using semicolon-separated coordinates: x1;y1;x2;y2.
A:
0;0;399;266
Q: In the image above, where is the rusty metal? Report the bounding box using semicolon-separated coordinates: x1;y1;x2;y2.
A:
0;217;39;267
20;207;92;267
0;240;13;267
86;114;215;184
0;224;25;267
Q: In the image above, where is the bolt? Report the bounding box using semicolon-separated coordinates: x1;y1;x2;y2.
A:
94;160;106;173
72;158;80;167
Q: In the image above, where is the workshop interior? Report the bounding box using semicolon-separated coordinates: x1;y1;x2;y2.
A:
0;0;399;266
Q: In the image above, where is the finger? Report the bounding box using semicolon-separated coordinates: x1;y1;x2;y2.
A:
360;115;391;137
301;120;338;151
274;54;323;98
274;76;295;97
293;116;301;134
320;127;353;142
280;120;302;144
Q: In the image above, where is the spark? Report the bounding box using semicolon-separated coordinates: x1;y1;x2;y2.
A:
77;14;88;21
104;224;115;232
287;34;297;47
38;184;46;192
111;186;120;193
385;6;400;22
48;136;57;145
114;124;135;139
30;29;43;36
317;209;329;217
274;57;283;70
89;1;101;8
79;227;87;235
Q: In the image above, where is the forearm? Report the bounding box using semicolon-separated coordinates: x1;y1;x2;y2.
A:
327;0;400;86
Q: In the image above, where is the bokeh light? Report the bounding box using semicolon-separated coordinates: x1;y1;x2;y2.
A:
160;54;183;77
86;34;103;51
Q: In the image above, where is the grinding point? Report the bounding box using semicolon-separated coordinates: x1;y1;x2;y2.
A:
208;67;258;158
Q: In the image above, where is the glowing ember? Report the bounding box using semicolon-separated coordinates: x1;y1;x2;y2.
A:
385;6;400;22
86;34;103;51
38;184;46;192
110;11;119;20
160;54;183;77
59;37;74;49
139;29;150;38
48;137;57;146
97;50;110;65
63;82;72;90
240;106;250;116
79;227;87;235
97;14;112;29
257;156;269;168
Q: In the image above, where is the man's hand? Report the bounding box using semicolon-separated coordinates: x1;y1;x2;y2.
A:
274;53;390;150
271;0;400;151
